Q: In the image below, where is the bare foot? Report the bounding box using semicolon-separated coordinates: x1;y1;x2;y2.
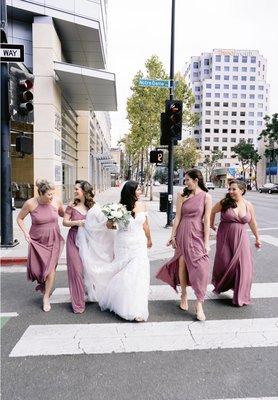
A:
179;294;188;311
43;298;51;312
195;306;206;321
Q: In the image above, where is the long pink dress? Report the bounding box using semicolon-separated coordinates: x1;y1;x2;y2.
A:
156;191;210;302
28;203;64;293
65;206;86;313
211;207;253;306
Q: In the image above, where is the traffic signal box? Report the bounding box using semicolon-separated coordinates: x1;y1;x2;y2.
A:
150;150;163;164
9;66;34;123
160;100;183;145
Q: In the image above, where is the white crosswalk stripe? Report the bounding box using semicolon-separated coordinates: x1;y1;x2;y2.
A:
49;282;278;304
9;317;278;357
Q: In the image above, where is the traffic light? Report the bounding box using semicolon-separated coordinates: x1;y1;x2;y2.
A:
166;100;183;140
160;100;183;145
9;66;34;123
150;150;163;164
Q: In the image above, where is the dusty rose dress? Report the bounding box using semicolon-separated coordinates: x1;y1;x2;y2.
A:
156;191;210;302
65;206;86;313
212;206;253;306
28;203;64;293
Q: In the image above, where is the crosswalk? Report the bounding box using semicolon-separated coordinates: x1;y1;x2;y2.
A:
8;283;278;357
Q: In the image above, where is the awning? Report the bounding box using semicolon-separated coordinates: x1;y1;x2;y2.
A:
54;62;117;111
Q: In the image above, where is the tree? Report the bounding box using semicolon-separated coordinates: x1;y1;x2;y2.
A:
173;138;200;171
258;113;278;183
125;55;197;198
231;140;260;184
203;150;224;181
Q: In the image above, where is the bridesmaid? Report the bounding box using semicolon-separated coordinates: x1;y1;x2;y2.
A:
63;180;95;314
17;179;64;312
156;169;212;321
210;179;261;306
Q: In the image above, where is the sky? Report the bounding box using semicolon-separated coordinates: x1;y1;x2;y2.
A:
106;0;278;146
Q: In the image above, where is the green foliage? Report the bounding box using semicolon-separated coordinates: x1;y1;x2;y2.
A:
173;138;200;170
232;140;260;165
258;113;278;145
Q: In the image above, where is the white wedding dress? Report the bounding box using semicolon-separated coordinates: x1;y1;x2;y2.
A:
77;208;150;321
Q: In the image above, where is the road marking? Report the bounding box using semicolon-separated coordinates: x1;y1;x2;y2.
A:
209;398;278;400
0;312;18;317
9;317;278;357
259;235;278;247
50;283;278;304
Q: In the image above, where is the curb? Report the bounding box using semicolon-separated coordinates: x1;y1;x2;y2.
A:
1;257;27;266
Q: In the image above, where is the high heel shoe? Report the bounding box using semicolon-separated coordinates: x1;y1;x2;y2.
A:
43;298;51;312
179;294;188;311
195;307;206;321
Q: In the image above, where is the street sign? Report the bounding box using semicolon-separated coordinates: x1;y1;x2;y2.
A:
0;44;24;62
139;79;169;88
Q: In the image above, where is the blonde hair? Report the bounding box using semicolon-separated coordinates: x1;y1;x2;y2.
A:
35;179;55;195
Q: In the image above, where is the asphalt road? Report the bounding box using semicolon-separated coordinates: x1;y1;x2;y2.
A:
1;187;278;400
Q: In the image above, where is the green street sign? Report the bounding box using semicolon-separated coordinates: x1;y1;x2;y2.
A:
139;79;169;88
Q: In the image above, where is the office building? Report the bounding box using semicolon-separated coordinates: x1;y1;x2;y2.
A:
5;0;117;204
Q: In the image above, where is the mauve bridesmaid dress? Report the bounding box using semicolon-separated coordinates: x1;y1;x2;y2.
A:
156;191;210;302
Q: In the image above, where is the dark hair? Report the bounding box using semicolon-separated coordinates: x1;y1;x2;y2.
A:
221;179;246;212
120;180;139;216
182;168;208;197
73;180;95;210
36;179;55;195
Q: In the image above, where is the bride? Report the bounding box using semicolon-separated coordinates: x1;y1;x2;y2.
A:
77;180;152;322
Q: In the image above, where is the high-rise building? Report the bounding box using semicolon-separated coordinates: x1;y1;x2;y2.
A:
184;49;269;181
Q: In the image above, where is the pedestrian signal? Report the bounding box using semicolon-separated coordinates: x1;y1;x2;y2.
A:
150;150;163;164
165;100;183;140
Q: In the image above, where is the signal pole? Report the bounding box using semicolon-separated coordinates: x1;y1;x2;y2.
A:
166;0;175;227
1;0;18;247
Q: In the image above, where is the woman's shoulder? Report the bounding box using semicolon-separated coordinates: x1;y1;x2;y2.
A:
134;201;147;211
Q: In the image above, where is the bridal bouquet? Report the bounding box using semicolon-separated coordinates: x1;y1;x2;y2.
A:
101;203;131;229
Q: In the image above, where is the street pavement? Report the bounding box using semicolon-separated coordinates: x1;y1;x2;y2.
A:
1;186;278;400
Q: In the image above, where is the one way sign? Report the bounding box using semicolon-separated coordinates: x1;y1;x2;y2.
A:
0;44;24;62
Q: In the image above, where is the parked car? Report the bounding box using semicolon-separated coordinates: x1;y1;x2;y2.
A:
258;183;278;194
153;180;161;186
206;182;215;190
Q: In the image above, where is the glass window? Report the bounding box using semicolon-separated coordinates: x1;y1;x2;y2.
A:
213;146;219;150
223;93;229;98
224;55;230;62
249;103;255;108
215;93;220;98
205;137;210;142
241;85;246;90
257;112;263;117
232;93;238;98
206;92;211;97
214;128;219;133
250;67;256;72
258;103;263;108
195;104;200;109
224;84;229;89
224;75;229;80
205;101;211;106
193;72;199;78
250;85;255;90
258;85;264;90
240;111;245;116
223;102;229;107
251;56;256;63
205;146;210;150
231;111;237;116
241;94;247;99
215;75;221;80
223;111;229;116
240;102;246;107
222;146;227;151
240;129;245;134
214;102;220;107
240;120;245;125
193;62;199;68
249;121;254;126
204;69;209;74
232;84;238;89
205;119;211;124
249;94;255;99
257;121;263;126
233;76;238;81
241;76;247;81
205;128;210;132
248;129;254;134
224;66;230;71
223;137;228;142
249;112;254;116
204;58;210;65
216;65;221;71
215;55;221;62
242;56;247;63
231;129;236;134
222;129;228;133
205;110;211;115
214;110;220;115
214;120;219;124
232;102;237;107
223;120;228;125
206;83;212;88
242;67;247;72
233;66;238;71
250;76;255;81
233;56;239;62
215;83;221;89
231;137;236;142
258;94;264;99
231;120;237;125
214;137;219;142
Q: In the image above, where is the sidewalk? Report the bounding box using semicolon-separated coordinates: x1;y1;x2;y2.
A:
0;187;174;266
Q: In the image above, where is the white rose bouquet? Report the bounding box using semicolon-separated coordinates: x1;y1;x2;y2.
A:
101;203;131;230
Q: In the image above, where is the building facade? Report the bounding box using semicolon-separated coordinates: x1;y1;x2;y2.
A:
183;49;270;187
6;0;117;204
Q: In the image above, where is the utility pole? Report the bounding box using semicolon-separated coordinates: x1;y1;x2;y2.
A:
166;0;175;227
1;0;18;247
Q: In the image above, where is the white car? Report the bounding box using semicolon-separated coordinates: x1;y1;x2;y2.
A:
153;181;161;186
206;182;215;190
